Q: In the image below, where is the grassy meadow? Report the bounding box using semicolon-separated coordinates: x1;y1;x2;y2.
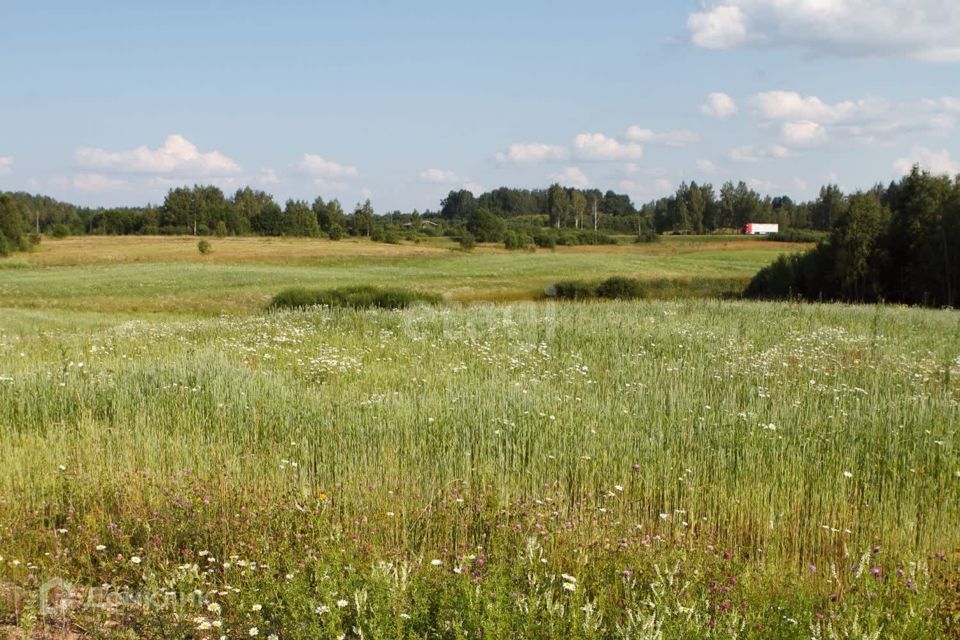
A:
0;236;957;638
0;235;805;313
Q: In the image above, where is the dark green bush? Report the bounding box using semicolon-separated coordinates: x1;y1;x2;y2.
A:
197;239;212;255
596;276;645;299
556;230;616;246
327;224;345;240
533;231;557;248
50;224;71;239
504;231;533;250
269;286;442;311
769;229;828;243
549;280;597;300
459;232;476;250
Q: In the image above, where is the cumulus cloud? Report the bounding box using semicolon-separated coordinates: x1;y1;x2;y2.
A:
0;156;11;176
700;92;738;119
418;168;462;184
751;90;958;145
894;147;960;176
72;173;127;192
551;166;591;188
297;154;359;179
76;134;241;176
495;143;568;164
781;120;828;146
687;0;960;62
625;127;700;147
688;4;748;49
573;133;643;161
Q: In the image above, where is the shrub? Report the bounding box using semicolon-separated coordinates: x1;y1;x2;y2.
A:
503;231;533;250
459;232;476;250
549;280;597;300
596;276;645;299
769;228;828;243
0;236;9;257
215;221;229;237
556;230;617;246
327;224;345;241
197;239;212;255
383;228;401;244
533;231;557;249
50;224;71;239
269;286;442;311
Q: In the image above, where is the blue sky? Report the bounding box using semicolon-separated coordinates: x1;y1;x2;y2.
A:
1;1;958;210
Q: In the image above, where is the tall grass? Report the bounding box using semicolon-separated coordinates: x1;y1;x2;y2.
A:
0;301;956;637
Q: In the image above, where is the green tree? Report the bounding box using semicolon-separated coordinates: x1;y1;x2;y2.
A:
0;193;23;248
547;184;569;229
284;199;321;237
440;190;477;220
351;200;375;236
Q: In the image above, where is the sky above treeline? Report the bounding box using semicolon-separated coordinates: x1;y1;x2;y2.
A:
1;1;958;211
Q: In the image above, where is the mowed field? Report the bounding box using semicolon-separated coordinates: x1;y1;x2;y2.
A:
0;235;807;313
0;236;958;639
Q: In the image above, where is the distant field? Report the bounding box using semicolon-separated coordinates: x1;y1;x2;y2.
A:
0;234;808;313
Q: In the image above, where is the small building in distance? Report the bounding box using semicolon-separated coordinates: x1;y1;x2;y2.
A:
744;223;779;235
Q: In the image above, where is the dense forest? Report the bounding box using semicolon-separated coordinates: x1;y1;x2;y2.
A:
1;177;868;247
746;167;960;308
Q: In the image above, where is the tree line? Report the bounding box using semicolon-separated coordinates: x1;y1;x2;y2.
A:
746;167;960;307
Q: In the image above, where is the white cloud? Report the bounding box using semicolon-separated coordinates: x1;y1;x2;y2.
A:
0;156;11;176
551;166;591;188
72;173;127;192
462;181;485;196
255;168;279;185
751;90;958;145
894;147;960;176
495;143;568;164
297;154;359;179
418;168;483;195
624;127;700;147
751;90;876;123
793;176;810;192
688;1;960;62
700;92;738;119
76;134;241;176
729;145;788;162
781;120;827;146
573;133;643;161
418;168;461;184
688;4;748;49
696;159;717;174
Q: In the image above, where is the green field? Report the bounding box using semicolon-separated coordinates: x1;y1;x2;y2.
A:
0;235;805;313
0;237;958;639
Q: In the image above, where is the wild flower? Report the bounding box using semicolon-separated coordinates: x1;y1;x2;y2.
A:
130;556;142;564
207;602;221;614
251;603;262;612
316;605;329;615
249;628;259;637
336;599;348;608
